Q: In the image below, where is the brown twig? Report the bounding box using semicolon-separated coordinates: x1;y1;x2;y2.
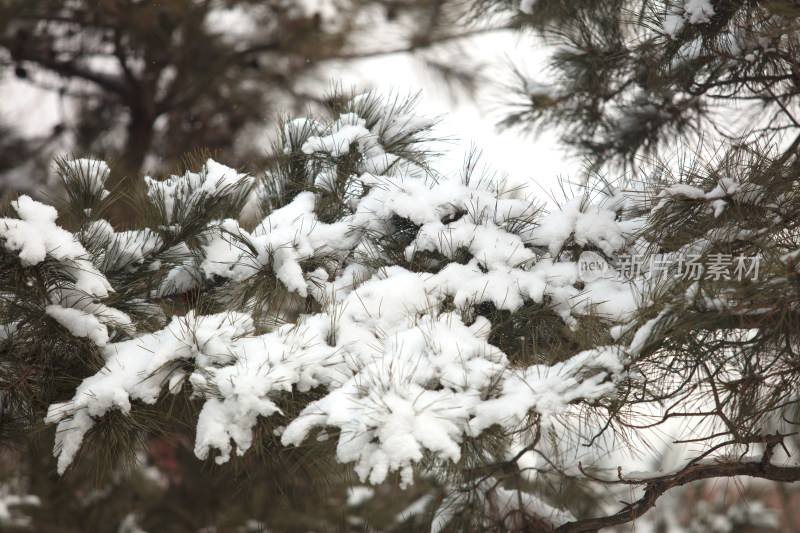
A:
558;433;800;533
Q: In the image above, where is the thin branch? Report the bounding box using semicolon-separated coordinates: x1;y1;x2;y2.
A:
333;26;505;60
556;433;800;533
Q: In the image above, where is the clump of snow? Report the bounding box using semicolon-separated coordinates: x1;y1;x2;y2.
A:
664;0;715;37
1;195;88;267
143;159;250;221
302;113;375;157
663;14;685;37
46;311;255;473
45;305;110;346
528;198;626;256
629;308;673;355
519;0;536;15
0;194;132;345
64;158;111;199
470;346;625;432
103;229;164;271
684;0;715;24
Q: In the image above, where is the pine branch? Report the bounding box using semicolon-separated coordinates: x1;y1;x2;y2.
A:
558;433;800;533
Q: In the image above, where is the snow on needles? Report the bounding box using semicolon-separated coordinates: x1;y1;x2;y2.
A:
45;98;640;489
684;0;715;25
64;158;111;199
662;0;715;36
1;195;88;268
143;158;250;222
0;191;131;346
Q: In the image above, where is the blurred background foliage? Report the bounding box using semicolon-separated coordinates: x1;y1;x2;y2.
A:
0;0;486;225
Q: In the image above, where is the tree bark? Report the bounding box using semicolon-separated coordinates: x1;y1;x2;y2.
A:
107;103;156;228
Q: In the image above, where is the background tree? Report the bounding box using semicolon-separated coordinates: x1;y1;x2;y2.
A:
2;1;800;532
0;0;485;223
481;0;800;173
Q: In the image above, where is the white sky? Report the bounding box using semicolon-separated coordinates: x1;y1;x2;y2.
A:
0;28;576;201
337;30;576;200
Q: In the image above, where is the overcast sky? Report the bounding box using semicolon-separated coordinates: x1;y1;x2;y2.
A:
337;30;576;202
0;27;575;203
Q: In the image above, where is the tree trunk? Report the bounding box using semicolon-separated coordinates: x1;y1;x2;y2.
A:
107;107;155;229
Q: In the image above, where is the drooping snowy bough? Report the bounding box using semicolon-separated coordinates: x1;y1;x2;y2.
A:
14;92;797;531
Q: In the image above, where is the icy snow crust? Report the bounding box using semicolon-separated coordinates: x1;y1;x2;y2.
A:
40;99;639;499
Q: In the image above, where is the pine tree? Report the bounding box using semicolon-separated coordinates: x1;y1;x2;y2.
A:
1;2;800;532
483;0;800;165
0;0;482;224
482;0;800;530
0;89;635;531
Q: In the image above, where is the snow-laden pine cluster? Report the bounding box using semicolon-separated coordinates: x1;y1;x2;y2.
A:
9;100;632;490
36;96;641;498
3;91;799;530
0;190;132;348
23;92;788;529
